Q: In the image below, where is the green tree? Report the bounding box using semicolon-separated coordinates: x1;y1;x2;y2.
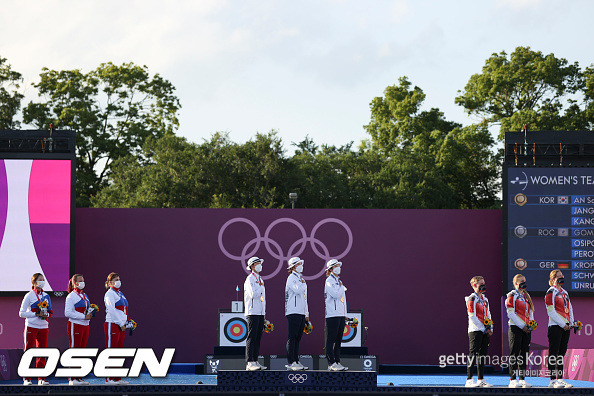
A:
0;56;24;129
23;62;181;206
93;131;290;208
289;139;383;208
364;77;500;209
455;46;586;137
364;76;460;151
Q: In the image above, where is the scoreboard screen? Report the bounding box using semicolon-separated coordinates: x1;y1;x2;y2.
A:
505;167;594;295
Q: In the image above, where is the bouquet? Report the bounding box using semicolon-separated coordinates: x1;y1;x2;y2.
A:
264;320;274;333
125;320;137;335
303;321;313;334
87;304;99;317
483;318;493;328
572;320;583;333
347;318;359;328
527;320;538;331
38;300;49;320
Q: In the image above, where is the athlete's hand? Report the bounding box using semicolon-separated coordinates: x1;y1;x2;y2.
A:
84;314;93;320
563;325;570;331
522;326;529;333
305;317;309;322
120;325;126;331
486;330;493;336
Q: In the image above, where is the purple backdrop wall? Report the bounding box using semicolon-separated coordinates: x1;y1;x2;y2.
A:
0;208;563;365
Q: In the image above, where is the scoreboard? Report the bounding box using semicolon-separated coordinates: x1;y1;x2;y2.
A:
505;167;594;295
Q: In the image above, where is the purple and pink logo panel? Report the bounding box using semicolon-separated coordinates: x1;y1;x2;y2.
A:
0;159;71;292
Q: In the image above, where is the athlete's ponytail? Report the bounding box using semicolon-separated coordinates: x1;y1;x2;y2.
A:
68;274;83;293
31;273;43;290
105;272;120;289
513;274;534;311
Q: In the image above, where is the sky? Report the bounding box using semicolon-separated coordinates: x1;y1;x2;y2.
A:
2;0;594;152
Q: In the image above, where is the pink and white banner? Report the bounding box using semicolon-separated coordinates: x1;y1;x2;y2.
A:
0;159;71;292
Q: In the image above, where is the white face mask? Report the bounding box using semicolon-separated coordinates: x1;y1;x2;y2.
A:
254;264;263;273
333;267;341;275
295;265;303;273
36;281;45;289
113;280;121;288
77;282;85;290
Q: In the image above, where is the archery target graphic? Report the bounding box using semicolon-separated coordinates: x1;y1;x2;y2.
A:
341;312;362;347
219;313;248;346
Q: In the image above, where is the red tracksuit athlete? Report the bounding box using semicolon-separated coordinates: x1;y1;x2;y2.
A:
65;274;94;385
104;272;129;384
65;275;92;349
18;273;53;385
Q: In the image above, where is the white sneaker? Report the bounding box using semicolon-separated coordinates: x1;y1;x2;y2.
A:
288;362;303;371
117;380;129;385
256;361;267;370
328;363;339;371
477;379;493;387
38;379;49;385
23;379;32;386
549;379;565;388
296;361;309;370
519;379;532;388
548;379;557;388
246;361;260;371
335;362;348;371
69;379;85;385
508;379;520;388
106;379;120;385
557;379;573;388
465;379;479;387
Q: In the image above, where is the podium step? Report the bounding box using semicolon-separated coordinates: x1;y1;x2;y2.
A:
217;370;377;392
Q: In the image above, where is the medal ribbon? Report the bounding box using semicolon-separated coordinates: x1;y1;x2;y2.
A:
518;291;529;324
76;289;88;310
558;287;569;316
479;293;489;321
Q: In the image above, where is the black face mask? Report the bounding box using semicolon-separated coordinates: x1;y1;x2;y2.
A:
519;282;527;290
557;278;565;285
478;284;487;293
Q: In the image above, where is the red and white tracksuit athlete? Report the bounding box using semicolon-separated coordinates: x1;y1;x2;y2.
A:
466;292;493;333
545;286;574;327
19;289;53;379
506;290;534;328
65;289;91;348
104;287;129;349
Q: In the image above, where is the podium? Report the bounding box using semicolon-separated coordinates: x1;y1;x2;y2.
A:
217;370;377;392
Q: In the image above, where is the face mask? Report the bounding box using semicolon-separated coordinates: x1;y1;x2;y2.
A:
557;278;564;285
333;267;341;275
113;280;121;288
77;282;85;290
36;281;45;289
254;264;262;273
478;284;486;293
519;282;527;290
295;265;303;273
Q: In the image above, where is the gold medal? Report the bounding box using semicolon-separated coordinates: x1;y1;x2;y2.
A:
340;297;345;303
304;294;307;300
260;296;264;302
565;307;569;313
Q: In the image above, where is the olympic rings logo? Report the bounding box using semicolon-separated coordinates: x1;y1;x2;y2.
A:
287;373;308;383
218;217;353;280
